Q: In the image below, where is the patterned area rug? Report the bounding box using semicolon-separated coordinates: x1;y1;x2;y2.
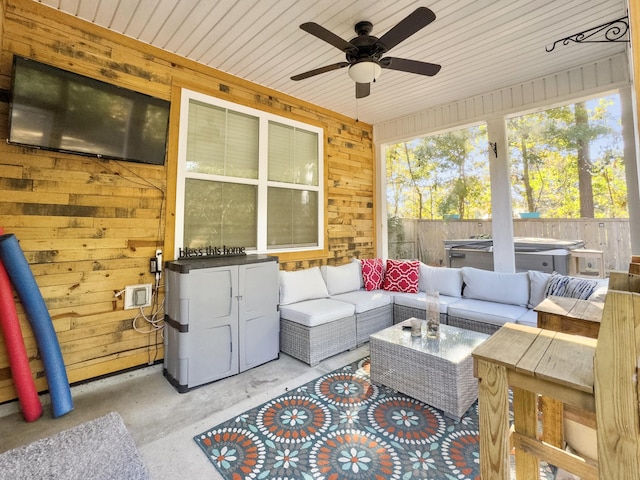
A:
194;357;554;480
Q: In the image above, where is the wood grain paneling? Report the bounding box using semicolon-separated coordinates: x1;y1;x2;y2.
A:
0;0;375;403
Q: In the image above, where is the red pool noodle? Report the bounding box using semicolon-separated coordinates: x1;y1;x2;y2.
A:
0;227;42;422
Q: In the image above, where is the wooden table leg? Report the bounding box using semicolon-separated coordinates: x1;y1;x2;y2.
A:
477;359;510;479
513;386;540;479
540;396;563;448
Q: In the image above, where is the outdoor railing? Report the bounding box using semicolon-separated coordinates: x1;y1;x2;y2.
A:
390;218;631;273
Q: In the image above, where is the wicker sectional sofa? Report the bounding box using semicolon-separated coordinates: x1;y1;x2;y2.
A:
278;260;608;366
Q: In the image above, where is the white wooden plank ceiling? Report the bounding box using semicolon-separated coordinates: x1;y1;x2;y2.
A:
34;0;629;125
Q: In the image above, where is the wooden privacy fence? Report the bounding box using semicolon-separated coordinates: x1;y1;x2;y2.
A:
389;218;631;273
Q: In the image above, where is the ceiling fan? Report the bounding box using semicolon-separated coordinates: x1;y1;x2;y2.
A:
291;7;441;99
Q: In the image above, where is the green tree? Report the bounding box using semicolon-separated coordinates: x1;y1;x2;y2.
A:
386;143;409;217
509;95;625;218
386;143;428;218
508;113;547;212
412;126;489;219
543;100;611;217
387;94;627;224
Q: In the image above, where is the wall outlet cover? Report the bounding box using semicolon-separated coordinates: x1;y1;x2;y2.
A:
124;284;152;310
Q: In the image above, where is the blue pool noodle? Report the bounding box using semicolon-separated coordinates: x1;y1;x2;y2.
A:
0;234;73;417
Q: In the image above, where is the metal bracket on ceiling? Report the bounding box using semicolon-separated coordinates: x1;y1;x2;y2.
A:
546;15;629;52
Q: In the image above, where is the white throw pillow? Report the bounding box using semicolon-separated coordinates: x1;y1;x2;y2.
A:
462;267;530;307
528;270;552;308
419;263;463;297
321;262;361;295
279;267;329;305
544;273;598;300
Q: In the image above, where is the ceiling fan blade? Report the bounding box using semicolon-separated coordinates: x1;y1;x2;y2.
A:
376;7;436;52
291;62;350;81
300;22;356;53
355;82;370;99
381;57;441;76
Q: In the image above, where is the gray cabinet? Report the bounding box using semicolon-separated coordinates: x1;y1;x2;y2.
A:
163;255;279;392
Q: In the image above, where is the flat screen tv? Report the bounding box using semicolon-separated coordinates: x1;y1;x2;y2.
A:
8;56;170;165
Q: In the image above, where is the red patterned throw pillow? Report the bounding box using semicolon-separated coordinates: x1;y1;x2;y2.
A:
383;259;420;293
361;258;384;291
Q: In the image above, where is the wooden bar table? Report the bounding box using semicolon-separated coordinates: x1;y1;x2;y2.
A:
534;295;604;339
534;295;603;448
472;323;597;480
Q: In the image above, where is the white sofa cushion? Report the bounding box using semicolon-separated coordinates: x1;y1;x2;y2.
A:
321;262;361;295
462;267;529;307
589;278;609;302
279;298;355;327
279;267;329;305
352;258;365;288
418;264;463;297
528;270;552;308
393;291;462;314
448;298;529;326
331;289;392;314
517;309;539;328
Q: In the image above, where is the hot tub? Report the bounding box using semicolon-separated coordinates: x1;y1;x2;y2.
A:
444;237;584;274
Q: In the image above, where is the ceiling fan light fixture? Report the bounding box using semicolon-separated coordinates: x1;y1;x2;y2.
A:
348;61;382;83
293;8;440;98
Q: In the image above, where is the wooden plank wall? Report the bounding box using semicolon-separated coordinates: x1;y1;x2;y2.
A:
393;218;631;273
0;0;375;404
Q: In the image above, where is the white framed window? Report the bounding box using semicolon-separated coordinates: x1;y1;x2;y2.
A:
175;89;324;257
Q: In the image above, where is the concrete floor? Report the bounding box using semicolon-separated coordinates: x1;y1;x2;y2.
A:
0;346;369;480
0;345;578;480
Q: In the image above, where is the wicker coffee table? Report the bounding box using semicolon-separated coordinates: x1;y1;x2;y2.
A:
369;318;489;420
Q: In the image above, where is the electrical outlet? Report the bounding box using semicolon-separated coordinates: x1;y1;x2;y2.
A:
149;256;159;274
124;284;152;309
150;250;163;276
